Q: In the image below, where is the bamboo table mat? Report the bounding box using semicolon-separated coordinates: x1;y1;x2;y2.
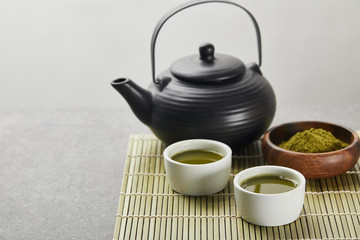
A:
113;134;360;240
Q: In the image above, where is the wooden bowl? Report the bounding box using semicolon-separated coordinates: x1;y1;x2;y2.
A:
262;121;360;179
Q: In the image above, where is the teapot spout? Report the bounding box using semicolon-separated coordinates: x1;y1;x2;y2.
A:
111;78;152;125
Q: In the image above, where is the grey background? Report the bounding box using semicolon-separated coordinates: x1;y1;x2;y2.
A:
1;0;360;239
0;0;360;109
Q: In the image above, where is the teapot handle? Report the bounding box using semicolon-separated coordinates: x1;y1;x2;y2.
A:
151;0;262;84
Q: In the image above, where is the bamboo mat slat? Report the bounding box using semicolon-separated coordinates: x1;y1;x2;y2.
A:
113;133;360;240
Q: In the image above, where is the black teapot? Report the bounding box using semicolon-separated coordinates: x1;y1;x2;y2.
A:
111;0;276;148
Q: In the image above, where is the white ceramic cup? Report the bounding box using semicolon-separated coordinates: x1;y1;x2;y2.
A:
163;139;232;196
233;165;306;227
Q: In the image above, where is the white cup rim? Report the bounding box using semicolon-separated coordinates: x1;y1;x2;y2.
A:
233;165;306;196
163;139;232;167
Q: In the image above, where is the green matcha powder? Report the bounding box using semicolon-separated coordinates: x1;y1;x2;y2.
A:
279;128;349;153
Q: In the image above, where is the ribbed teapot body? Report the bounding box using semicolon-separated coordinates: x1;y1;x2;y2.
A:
148;68;276;149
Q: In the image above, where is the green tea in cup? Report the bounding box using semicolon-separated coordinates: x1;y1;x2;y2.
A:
240;174;299;194
171;149;223;165
233;166;306;226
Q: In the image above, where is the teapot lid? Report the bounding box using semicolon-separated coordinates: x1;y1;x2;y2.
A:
170;43;245;83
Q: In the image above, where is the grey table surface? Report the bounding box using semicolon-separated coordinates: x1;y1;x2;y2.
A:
1;104;360;240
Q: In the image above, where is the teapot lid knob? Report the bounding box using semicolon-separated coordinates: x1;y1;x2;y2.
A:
199;43;215;62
